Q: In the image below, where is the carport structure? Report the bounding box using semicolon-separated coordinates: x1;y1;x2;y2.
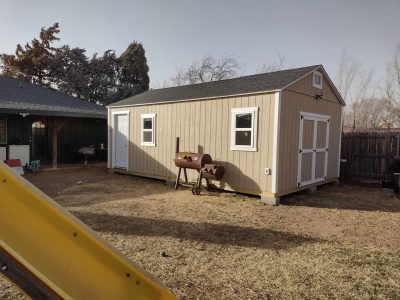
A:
0;76;107;168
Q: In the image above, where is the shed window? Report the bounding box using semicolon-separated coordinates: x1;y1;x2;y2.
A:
313;71;323;89
231;107;258;151
0;116;6;144
141;113;156;146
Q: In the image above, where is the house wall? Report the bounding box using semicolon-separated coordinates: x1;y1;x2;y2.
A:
277;72;342;195
2;114;107;163
57;118;107;162
109;93;276;195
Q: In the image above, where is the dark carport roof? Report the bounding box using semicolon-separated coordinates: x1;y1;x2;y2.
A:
109;65;324;107
0;76;106;118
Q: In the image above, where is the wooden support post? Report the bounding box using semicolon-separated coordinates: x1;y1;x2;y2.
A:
51;124;58;169
47;118;66;170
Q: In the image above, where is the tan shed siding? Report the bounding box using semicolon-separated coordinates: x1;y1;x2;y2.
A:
278;75;342;194
287;71;340;104
110;93;275;195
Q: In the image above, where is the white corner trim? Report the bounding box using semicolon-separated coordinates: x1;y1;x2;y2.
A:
337;110;343;177
230;107;259;152
271;91;281;193
297;112;304;189
140;113;156;146
107;107;111;169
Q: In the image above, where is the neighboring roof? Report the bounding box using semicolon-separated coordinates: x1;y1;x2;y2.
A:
0;76;106;118
109;65;344;107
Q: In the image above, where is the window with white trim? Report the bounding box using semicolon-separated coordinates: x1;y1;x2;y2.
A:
313;71;323;89
231;107;258;151
141;113;156;146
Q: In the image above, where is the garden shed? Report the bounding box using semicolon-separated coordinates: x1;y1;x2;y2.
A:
0;76;107;168
107;65;344;204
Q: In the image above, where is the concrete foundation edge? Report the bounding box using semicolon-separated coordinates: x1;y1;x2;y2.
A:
260;196;280;206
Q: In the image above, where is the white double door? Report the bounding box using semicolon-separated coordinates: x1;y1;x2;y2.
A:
297;112;330;187
113;113;129;169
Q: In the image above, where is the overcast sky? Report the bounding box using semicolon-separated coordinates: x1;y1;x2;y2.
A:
0;0;399;88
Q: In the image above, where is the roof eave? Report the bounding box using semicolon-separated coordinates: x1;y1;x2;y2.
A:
0;108;107;119
107;89;282;108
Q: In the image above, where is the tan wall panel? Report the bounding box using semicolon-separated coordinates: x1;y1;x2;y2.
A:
316;121;327;148
287;72;340;104
110;93;276;195
278;76;342;194
315;152;326;179
302;120;314;149
301;153;313;182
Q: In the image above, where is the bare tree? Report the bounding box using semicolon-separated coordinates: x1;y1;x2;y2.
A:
348;97;397;130
336;51;380;130
385;43;400;108
336;51;362;103
170;54;241;86
257;54;294;73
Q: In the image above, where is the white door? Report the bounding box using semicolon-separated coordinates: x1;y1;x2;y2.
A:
297;112;330;187
114;113;129;169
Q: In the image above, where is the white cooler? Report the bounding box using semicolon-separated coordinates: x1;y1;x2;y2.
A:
8;145;30;166
0;147;6;162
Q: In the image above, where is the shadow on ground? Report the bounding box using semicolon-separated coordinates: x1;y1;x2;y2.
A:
73;211;321;250
26;167;173;207
280;183;400;213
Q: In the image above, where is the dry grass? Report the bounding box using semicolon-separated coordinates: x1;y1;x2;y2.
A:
1;166;400;299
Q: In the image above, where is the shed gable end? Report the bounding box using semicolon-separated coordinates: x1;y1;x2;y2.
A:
283;69;344;106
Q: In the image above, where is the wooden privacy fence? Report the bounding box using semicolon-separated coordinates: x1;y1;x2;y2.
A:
340;131;400;180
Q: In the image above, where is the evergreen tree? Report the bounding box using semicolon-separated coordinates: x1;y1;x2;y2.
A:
0;23;60;86
0;24;151;105
49;45;90;98
87;50;119;105
117;41;150;99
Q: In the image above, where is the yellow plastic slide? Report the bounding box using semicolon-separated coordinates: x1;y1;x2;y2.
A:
0;162;176;299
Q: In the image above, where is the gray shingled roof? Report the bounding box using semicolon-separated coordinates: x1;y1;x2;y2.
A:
109;65;321;107
0;76;106;118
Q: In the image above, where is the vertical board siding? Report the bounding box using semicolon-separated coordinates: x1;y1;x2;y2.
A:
6;114;107;163
110;93;275;195
340;132;399;179
278;72;342;194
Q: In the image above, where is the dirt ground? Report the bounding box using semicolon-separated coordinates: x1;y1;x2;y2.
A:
1;166;400;299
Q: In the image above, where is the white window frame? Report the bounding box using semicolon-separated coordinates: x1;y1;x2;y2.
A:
140;113;156;146
313;71;323;89
230;107;258;151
